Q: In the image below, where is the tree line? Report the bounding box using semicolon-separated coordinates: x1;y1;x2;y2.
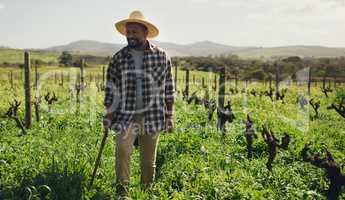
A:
172;55;345;82
2;50;345;83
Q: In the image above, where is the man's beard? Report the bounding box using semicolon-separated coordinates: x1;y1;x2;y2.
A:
127;37;143;48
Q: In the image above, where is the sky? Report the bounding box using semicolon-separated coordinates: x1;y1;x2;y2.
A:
0;0;345;49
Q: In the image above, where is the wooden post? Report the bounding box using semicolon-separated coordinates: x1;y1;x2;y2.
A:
308;66;312;95
174;65;178;91
24;52;32;128
77;73;81;85
185;69;189;98
34;95;41;123
80;59;85;90
217;68;226;134
61;72;64;87
10;71;14;88
275;62;280;95
193;74;195;84
214;73;217;91
269;77;272;89
35;101;40;123
275;63;280;92
102;66;105;88
235;73;238;90
202;77;205;88
322;75;326;89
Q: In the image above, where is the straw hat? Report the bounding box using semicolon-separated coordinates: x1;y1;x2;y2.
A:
115;10;159;38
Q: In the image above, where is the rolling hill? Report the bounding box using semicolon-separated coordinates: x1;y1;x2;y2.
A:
1;40;345;64
44;40;345;58
45;40;253;57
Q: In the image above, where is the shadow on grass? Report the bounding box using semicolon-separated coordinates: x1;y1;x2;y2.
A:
0;164;113;200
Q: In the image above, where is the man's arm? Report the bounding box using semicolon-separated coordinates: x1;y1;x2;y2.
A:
104;65;113;109
164;55;175;133
164;55;175;117
103;56;120;127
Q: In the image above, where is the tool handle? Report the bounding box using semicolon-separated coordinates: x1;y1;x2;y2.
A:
89;128;109;187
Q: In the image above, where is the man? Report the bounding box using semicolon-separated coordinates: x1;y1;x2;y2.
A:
103;10;175;195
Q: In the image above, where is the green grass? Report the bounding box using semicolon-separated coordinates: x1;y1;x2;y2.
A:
0;48;59;64
0;67;344;199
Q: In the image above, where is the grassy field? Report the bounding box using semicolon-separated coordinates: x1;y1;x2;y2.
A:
0;49;59;64
0;66;344;199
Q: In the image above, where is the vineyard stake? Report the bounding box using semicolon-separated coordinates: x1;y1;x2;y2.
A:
34;96;42;122
61;71;64;87
185;69;189;98
217;68;226;135
174;65;178;91
10;71;13;88
235;72;238;91
269;76;272;90
80;59;85;91
213;73;217;90
275;62;280;100
308;66;312;95
102;65;105;88
89;127;109;188
24;51;32;128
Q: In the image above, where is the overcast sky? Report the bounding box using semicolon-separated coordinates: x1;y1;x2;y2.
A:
1;0;345;49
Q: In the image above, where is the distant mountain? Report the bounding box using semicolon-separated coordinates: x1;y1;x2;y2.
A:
44;40;252;57
234;46;345;59
43;40;345;58
152;40;255;57
45;40;123;56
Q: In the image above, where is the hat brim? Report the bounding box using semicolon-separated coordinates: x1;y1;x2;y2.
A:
115;19;159;38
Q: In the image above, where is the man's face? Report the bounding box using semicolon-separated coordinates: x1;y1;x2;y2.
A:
125;22;148;48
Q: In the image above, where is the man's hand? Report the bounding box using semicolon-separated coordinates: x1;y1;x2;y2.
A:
165;116;173;133
103;112;113;129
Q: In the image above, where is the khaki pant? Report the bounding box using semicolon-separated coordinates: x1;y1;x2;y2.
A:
115;114;160;186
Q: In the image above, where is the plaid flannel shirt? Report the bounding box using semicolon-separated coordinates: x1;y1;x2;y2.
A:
104;41;175;134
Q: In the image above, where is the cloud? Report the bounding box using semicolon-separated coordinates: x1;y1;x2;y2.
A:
211;0;345;14
189;0;209;3
0;3;4;9
330;0;345;6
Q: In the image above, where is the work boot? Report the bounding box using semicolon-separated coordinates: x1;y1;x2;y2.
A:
115;183;129;199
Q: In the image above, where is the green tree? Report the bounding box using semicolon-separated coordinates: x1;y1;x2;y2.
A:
58;51;73;66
